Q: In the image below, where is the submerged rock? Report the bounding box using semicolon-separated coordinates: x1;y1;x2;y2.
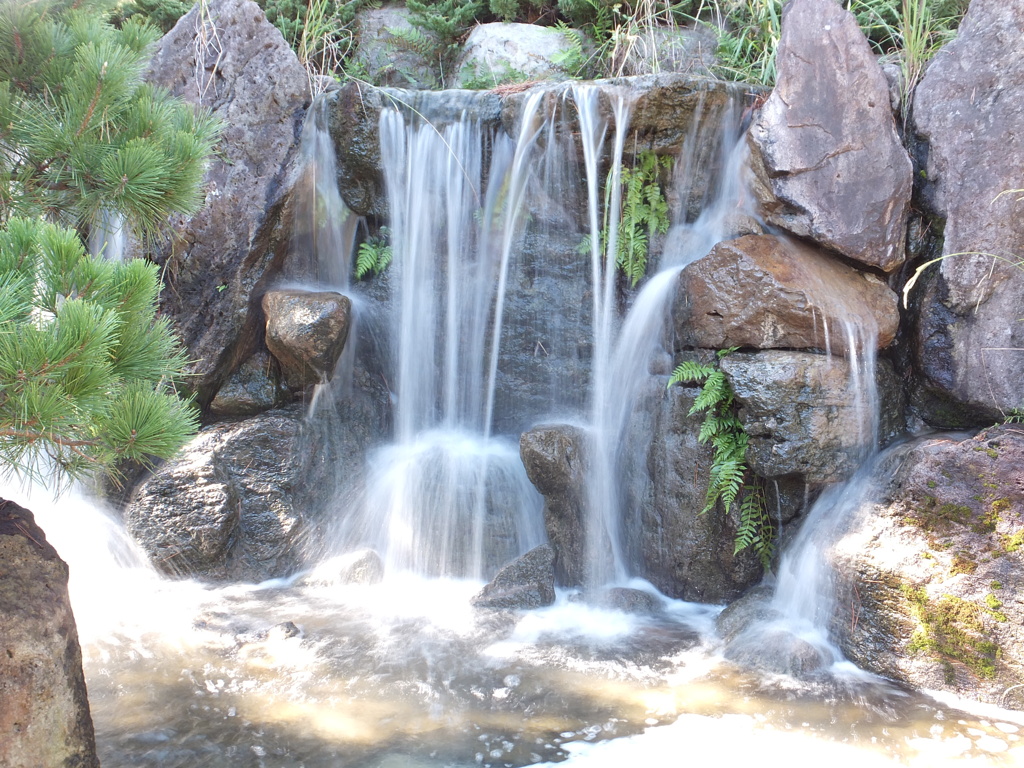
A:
262;289;352;389
471;545;556;610
675;234;900;354
747;0;911;272
139;0;310;408
299;549;385;587
520;425;589;587
597;587;661;616
0;500;99;768
125;407;327;582
831;427;1024;706
909;0;1024;424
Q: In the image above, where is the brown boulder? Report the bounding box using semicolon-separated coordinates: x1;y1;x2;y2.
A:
263;289;352;389
0;500;98;768
675;235;899;354
747;0;912;272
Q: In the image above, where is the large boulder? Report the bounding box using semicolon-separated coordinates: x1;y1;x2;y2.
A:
909;0;1024;424
674;235;900;354
262;289;352;389
0;500;98;768
139;0;310;408
747;0;912;272
721;351;905;484
453;23;577;88
125;407;324;582
831;427;1024;706
520;425;589;587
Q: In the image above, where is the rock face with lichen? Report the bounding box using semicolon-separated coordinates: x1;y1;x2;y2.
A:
830;427;1024;706
0;500;99;768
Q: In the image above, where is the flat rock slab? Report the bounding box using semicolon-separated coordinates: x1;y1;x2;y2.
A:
675;234;899;354
748;0;911;272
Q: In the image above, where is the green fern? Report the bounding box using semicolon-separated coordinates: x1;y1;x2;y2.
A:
668;347;774;569
355;226;392;280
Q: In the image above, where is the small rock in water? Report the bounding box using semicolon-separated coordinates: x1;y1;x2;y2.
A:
299;549;384;586
596;587;661;616
471;545;555;610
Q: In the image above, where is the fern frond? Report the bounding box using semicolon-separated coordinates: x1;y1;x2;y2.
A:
667;359;714;387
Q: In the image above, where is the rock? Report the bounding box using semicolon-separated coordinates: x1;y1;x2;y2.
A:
349;5;440;88
830;427;1024;705
597;587;661;616
453;23;577;88
747;0;912;272
138;0;310;408
262;289;352;389
300;549;385;586
674;234;900;354
125;407;323;582
715;585;776;644
720;352;904;484
471;545;556;610
629;378;765;602
208;351;282;418
909;0;1024;422
613;25;717;78
325;82;387;217
0;500;99;768
520;425;589;587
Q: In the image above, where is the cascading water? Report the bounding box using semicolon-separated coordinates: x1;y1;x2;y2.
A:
20;80;1024;768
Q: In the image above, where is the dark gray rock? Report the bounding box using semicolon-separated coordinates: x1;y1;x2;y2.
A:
909;0;1024;423
830;427;1024;706
471;545;556;610
520;426;589;587
453;23;577;88
125;407;323;582
675;234;900;354
263;289;352;389
350;5;440;88
715;585;776;644
721;352;904;484
208;351;282;418
628;378;765;603
138;0;310;408
0;500;99;768
747;0;912;272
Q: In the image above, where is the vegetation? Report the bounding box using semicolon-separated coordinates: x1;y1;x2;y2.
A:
668;349;774;568
355;225;392;279
580;150;671;287
0;0;217;488
903;585;1000;681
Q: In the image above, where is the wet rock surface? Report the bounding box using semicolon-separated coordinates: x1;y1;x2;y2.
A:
721;352;905;484
125;407;327;582
831;427;1024;706
472;545;556;610
747;0;911;272
630;378;764;602
263;290;352;389
520;425;589;587
675;234;900;353
0;500;98;768
909;0;1024;423
139;0;310;407
208;351;283;419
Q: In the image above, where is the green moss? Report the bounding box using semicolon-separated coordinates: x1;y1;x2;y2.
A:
902;585;1000;680
927;480;938;489
1002;530;1024;553
983;593;1008;622
991;498;1011;515
950;552;977;575
991;580;1003;590
972;506;1001;534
